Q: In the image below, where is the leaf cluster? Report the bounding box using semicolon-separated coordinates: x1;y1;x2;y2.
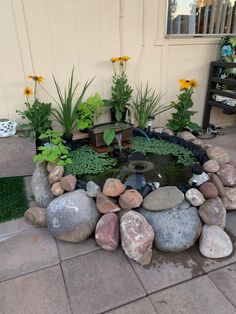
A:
132;136;196;166
17;99;52;140
132;83;171;129
77;93;104;131
52;68;94;137
65;145;117;175
166;88;201;133
106;72;133;121
33;129;72;166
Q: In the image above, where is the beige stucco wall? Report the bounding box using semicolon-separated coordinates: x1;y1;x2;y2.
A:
1;0;236;128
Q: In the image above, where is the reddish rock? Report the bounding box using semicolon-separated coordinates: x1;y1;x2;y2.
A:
217;164;236;187
203;160;220;173
119;189;143;210
206;146;230;165
120;210;154;266
222;187;236;210
96;193;121;214
103;178;125;197
95;213;119;251
60;175;77;192
48;166;64;184
199;197;226;228
51;182;64;196
210;173;226;197
199;182;218;199
24;207;47;227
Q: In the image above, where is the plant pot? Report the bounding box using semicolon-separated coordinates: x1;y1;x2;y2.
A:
110;108;127;122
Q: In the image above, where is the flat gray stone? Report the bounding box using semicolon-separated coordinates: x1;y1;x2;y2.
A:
0;265;71;314
0;217;33;238
150;275;236;314
0;228;59;282
105;297;156;314
209;264;236;308
62;249;146;314
143;186;184;211
129;249;203;293
57;237;100;261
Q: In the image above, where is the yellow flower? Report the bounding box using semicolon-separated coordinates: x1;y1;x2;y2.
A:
122;56;130;62
111;57;118;63
190;79;198;88
117;57;123;62
178;79;191;91
27;74;44;84
23;87;33;96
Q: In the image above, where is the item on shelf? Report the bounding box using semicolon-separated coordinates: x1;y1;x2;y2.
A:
0;119;17;137
212;94;236;107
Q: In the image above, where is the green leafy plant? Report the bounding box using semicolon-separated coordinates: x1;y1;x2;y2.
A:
77;93;104;131
17;75;52;140
166;79;201;133
33;129;72;166
103;128;116;146
51;68;94;138
132;83;171;129
65;145;117;175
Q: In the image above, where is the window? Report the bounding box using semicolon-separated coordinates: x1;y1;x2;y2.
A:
167;0;236;36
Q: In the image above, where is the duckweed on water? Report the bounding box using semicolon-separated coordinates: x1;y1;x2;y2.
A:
132;136;196;166
65;145;117;175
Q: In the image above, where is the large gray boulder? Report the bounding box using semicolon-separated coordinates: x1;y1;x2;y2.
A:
31;162;54;207
47;189;100;243
138;202;202;252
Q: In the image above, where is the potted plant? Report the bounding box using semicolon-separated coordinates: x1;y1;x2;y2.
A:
77;93;104;132
105;56;133;122
17;75;52;148
50;68;94;142
166;79;201;133
132;83;171;130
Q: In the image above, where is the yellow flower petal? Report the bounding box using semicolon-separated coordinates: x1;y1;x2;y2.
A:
122;56;130;62
190;79;198;88
23;87;33;96
111;57;118;63
27;75;34;80
35;76;44;84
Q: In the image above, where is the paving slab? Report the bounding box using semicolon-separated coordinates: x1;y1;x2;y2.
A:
0;265;71;314
0;228;59;282
129;248;203;294
104;297;157;314
0;217;33;238
208;263;236;308
57;236;100;261
149;275;236;314
0;135;35;178
62;249;146;314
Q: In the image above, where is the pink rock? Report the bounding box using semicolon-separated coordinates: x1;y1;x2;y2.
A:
60;175;77;192
120;210;154;266
51;182;64;196
119;189;143;210
222;187;236;210
48;166;64;184
199;182;218;199
96;193;121;214
207;146;230;165
210;174;226;197
103;178;125;197
203;160;220;173
217;164;236;187
95;213;119;251
199;197;226;228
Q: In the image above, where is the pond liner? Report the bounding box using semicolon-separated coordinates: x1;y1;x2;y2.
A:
132;129;208;165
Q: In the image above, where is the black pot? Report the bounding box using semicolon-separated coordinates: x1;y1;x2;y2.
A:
110;108;127;122
35;134;50;154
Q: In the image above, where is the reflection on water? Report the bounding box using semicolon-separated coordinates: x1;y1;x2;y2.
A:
82;152;192;189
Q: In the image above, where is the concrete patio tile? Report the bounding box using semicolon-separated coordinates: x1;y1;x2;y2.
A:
62;248;146;314
129;249;203;294
104;297;157;314
57;236;100;261
0;217;33;238
0;228;59;282
0;265;71;314
208;263;236;308
149;275;236;314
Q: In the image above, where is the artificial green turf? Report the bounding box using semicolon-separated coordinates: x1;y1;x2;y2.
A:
0;176;28;223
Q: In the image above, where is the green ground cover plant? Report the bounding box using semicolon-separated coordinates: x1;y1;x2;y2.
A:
0;177;28;223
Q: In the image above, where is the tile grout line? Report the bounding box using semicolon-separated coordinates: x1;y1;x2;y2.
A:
207;273;236;310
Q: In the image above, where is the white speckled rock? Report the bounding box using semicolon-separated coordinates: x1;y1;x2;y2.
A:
222;187;236;210
217;164;236;187
185;188;205;207
199;197;226;228
121;210;154;265
199;225;233;259
86;181;101;197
